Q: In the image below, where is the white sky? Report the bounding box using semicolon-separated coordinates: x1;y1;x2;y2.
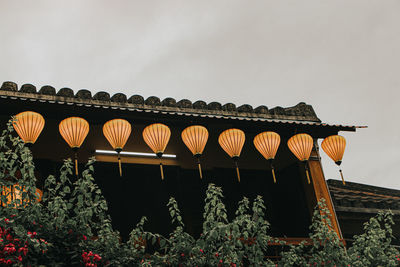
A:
0;1;399;189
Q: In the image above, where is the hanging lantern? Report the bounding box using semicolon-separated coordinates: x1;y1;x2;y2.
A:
1;184;42;208
253;131;281;183
287;133;313;184
59;117;89;176
181;125;209;179
103;119;132;177
218;128;245;182
142;123;171;180
321;135;347;185
12;111;45;146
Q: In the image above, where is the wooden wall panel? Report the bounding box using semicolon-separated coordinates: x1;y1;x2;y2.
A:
308;140;343;239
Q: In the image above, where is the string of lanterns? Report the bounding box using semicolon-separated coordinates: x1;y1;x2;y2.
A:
11;111;348;184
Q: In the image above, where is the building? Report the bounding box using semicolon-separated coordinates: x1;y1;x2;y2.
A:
328;179;400;245
0;81;369;243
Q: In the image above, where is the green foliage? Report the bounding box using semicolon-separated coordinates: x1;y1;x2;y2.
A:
348;210;399;266
280;199;350;267
0;120;399;266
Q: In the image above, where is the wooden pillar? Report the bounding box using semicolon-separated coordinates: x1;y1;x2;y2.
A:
308;139;343;239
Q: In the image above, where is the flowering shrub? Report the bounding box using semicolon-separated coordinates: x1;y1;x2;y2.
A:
0;120;399;266
0;217;49;266
81;251;102;267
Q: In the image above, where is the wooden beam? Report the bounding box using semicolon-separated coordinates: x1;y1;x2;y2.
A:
308;139;343;239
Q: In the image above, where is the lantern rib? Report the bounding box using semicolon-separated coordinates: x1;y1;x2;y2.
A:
26;113;33;142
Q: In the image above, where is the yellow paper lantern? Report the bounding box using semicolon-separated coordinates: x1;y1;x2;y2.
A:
12;111;45;146
59;117;89;175
218;128;245;182
103;119;132;176
287;133;313;184
253;131;281;183
142;123;171;180
321;135;347;185
1;184;42;208
181;125;209;178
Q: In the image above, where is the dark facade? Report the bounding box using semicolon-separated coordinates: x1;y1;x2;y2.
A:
0;81;363;242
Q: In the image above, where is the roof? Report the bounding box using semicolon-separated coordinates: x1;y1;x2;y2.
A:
327;179;400;215
0;81;360;132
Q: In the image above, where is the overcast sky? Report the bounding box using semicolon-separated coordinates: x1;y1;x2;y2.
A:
0;1;398;189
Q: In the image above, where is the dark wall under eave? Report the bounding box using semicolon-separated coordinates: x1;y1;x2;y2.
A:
91;161;312;240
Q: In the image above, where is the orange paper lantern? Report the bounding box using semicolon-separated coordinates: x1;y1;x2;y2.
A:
218;128;245;182
1;184;42;208
142;123;171;180
103;119;132;176
181;125;209;178
59;117;89;175
253;131;281;183
321;135;347;185
12;111;45;146
287;133;313;184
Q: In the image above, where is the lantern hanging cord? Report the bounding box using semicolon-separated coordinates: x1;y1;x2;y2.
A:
339;169;346;185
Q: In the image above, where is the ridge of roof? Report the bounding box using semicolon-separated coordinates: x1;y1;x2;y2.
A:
0;81;358;131
0;81;321;120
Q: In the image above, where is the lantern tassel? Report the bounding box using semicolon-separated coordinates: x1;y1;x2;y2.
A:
339;169;346;185
271;168;277;184
268;159;277;183
160;163;164;180
198;163;203;179
305;169;311;184
74;152;79;176
196;157;203;179
303;161;311;184
236;167;241;182
118;152;122;177
234;159;241;182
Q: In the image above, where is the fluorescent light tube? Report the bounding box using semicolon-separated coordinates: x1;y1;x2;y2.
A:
95;149;177;159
